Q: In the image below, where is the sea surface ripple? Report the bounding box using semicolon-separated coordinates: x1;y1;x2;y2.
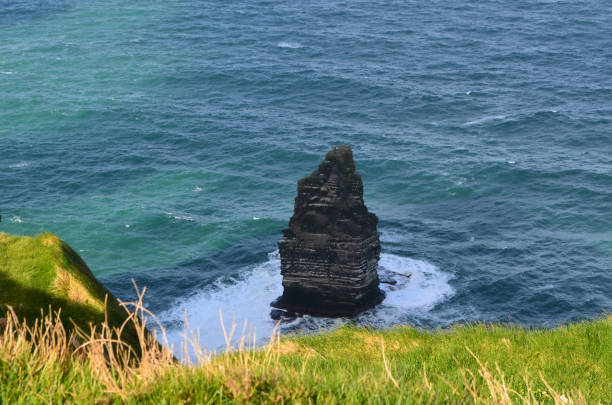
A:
1;0;611;349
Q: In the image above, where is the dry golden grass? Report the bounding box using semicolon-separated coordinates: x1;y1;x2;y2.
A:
0;284;609;404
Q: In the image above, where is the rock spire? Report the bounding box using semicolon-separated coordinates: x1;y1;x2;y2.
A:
272;146;384;317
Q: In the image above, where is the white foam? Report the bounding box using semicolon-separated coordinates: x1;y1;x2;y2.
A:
376;254;453;310
9;216;22;223
166;212;195;222
252;216;260;221
158;251;453;356
379;230;410;243
277;41;302;49
193;186;204;193
464;114;506;126
158;251;284;353
1;71;13;75
9;162;29;169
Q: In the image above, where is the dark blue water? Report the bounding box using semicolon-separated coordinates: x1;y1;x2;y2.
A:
1;0;611;348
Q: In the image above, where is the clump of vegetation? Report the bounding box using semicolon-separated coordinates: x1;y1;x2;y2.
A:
0;232;141;354
1;232;610;403
1;292;610;403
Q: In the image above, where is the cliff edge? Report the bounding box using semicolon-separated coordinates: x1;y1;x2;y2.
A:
0;232;140;351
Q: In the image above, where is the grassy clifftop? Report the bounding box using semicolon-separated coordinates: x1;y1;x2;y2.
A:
0;232;136;345
0;232;610;403
1;310;610;403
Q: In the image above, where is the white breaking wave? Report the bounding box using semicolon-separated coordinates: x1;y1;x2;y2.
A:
376;254;453;310
379;230;410;243
166;212;195;222
9;216;22;223
277;41;302;49
158;251;454;356
158;251;284;353
464;114;506;126
9;162;29;169
1;71;13;75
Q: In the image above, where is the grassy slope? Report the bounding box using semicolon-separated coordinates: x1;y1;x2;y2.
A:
0;232;610;403
0;315;610;403
0;232;137;347
276;319;612;403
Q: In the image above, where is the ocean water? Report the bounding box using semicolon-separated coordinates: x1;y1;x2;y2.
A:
1;0;611;351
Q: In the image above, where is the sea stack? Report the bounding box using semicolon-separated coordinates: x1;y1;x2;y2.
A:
272;146;384;317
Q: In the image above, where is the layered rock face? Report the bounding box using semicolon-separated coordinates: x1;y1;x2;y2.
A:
272;146;384;317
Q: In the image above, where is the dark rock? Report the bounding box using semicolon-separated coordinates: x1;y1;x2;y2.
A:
378;274;397;285
272;146;384;317
378;267;411;291
270;309;297;322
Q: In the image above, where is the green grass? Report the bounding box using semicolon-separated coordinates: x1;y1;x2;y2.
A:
0;232;139;351
278;319;612;403
1;312;610;404
1;232;610;403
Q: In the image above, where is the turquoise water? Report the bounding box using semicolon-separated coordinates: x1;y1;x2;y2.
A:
1;0;611;349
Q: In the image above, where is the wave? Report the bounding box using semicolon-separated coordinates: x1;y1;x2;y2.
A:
379;230;411;243
165;211;195;222
464;114;507;126
158;251;454;355
464;110;565;127
157;251;284;353
277;41;302;49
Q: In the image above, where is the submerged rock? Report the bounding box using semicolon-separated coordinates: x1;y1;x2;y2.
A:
378;274;398;285
272;146;384;317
